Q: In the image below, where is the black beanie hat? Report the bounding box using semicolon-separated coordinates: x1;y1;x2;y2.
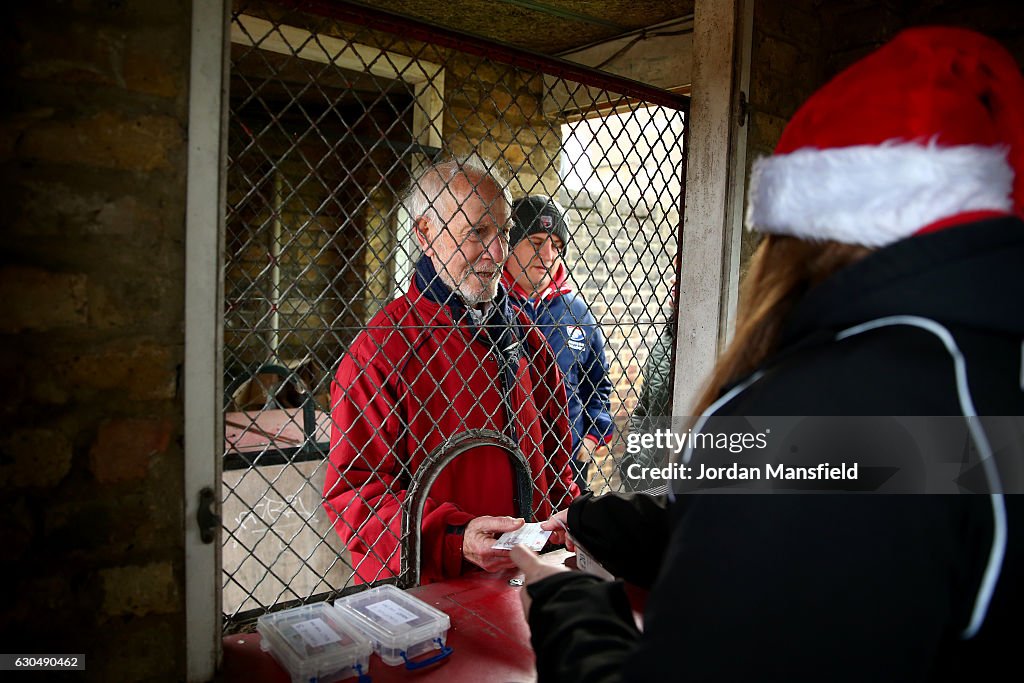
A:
510;196;569;253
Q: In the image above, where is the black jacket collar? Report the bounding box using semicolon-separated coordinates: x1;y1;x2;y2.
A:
779;216;1024;352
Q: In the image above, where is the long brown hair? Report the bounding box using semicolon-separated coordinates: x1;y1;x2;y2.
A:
691;235;872;416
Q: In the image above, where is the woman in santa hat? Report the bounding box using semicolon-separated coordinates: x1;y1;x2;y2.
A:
512;26;1024;682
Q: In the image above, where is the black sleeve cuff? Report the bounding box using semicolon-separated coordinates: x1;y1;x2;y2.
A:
526;572;640;683
566;491;594;539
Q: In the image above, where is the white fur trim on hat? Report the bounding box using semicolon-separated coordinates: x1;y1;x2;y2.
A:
746;142;1014;247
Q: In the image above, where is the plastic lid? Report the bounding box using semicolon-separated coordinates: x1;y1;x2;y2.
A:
257;602;372;678
334;585;450;647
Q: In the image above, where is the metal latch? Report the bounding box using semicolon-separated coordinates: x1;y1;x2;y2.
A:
197;486;220;544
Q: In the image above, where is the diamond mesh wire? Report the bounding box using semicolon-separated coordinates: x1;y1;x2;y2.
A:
222;0;688;632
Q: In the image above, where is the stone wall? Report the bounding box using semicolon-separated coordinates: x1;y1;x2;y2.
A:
0;1;191;680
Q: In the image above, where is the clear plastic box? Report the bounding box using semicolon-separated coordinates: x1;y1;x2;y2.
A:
569;535;614;580
257;602;373;683
333;585;452;668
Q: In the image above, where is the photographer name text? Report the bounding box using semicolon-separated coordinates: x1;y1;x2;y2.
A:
626;461;860;481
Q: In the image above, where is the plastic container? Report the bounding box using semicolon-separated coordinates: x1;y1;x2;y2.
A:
570;535;614;581
334;585;453;669
257;602;373;683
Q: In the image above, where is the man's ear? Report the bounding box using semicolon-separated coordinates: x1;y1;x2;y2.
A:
413;217;434;256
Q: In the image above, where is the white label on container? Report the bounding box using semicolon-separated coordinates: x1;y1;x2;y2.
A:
573;538;614;581
365;599;418;626
293;618;342;648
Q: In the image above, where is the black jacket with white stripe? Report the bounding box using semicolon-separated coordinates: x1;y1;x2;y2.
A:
527;216;1024;682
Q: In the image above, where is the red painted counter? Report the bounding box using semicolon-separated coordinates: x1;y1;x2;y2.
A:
222;550;606;682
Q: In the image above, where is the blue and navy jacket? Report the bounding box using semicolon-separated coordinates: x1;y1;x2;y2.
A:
502;264;615;455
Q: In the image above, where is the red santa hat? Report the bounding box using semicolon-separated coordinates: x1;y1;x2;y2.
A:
746;27;1024;247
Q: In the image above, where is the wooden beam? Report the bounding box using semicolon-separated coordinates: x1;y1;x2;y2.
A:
544;18;694;116
232;14;445;148
185;0;229;679
673;0;752;416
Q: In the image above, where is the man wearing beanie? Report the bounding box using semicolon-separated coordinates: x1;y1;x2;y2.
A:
502;196;614;490
511;27;1024;682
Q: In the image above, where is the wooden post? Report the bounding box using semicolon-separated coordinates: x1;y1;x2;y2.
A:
185;0;229;679
673;0;753;416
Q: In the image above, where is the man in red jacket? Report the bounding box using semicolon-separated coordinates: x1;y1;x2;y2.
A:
324;154;579;584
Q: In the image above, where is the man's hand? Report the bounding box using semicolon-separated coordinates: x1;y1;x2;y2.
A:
576;437;599;464
510;544;569;615
462;516;525;572
539;509;575;552
577;438;610;489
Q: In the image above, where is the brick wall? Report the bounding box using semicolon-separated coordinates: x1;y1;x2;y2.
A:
0;2;190;680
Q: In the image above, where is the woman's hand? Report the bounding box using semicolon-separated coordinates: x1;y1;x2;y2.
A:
539;509;575;551
510;544;568;614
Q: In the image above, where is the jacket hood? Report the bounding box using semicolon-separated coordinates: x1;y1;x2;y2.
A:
500;260;573;301
779;216;1024;350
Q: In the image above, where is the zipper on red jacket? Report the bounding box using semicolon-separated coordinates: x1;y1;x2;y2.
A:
491;326;534;517
469;315;521;446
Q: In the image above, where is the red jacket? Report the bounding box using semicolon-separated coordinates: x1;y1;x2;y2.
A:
324;258;578;584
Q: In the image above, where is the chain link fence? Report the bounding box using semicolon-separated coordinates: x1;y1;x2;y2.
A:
222;0;688;631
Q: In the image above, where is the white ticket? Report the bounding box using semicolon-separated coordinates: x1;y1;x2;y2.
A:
492;522;552;551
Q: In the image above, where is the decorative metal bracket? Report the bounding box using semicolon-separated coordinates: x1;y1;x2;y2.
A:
399;429;532;588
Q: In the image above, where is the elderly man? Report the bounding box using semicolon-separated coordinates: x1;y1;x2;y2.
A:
323;155;578;584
